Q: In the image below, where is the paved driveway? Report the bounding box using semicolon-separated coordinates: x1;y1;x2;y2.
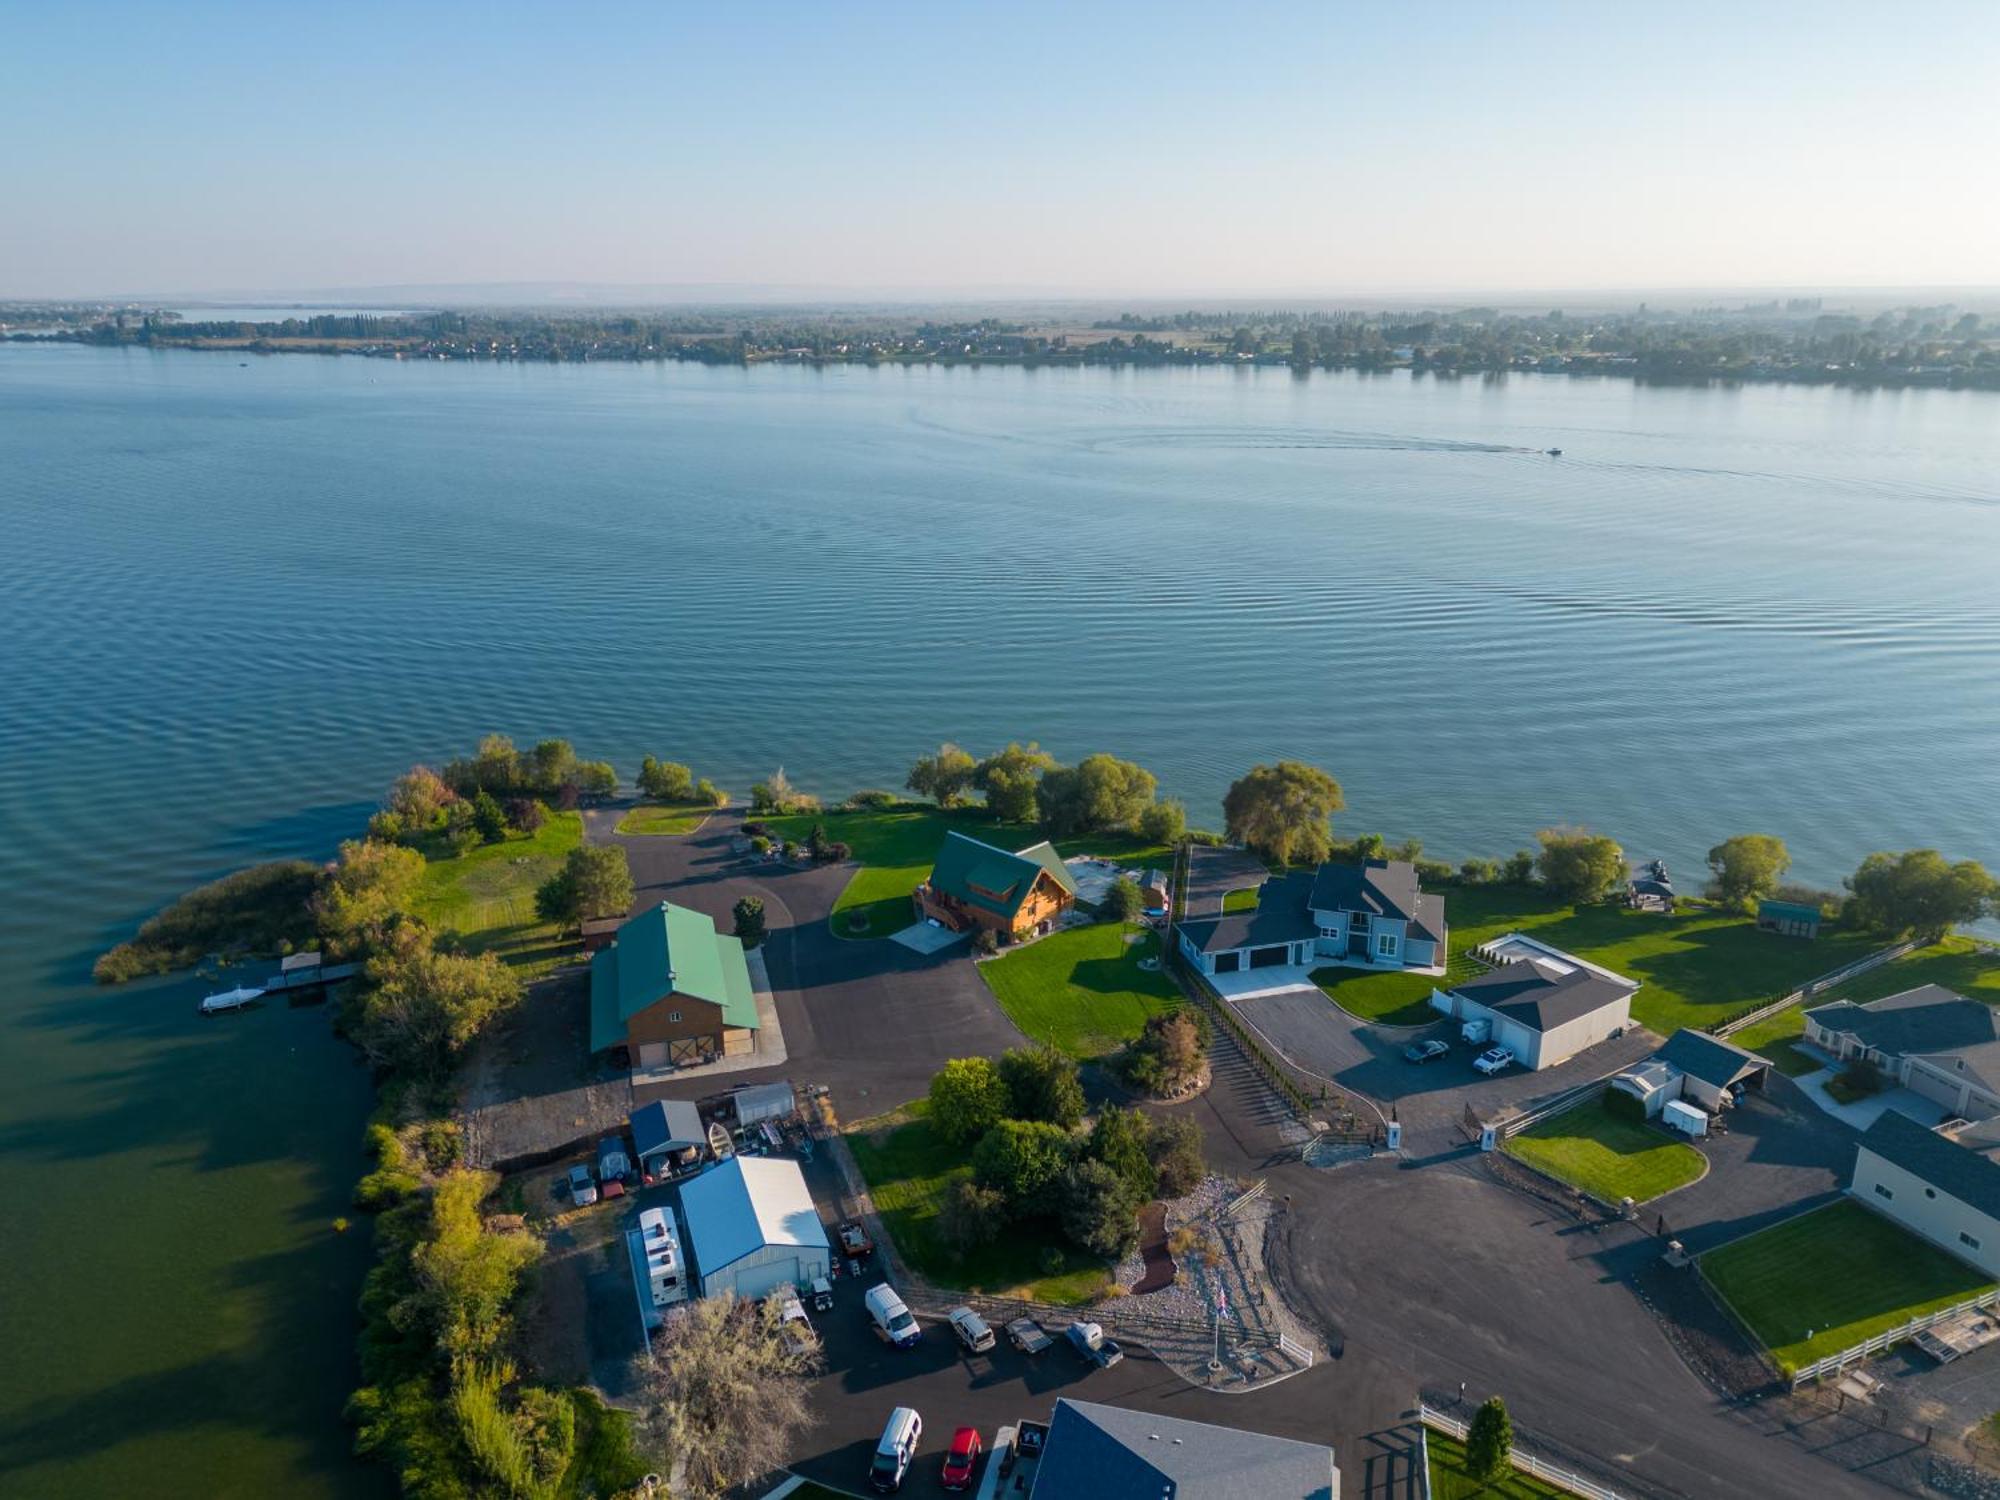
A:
1232;984;1659;1148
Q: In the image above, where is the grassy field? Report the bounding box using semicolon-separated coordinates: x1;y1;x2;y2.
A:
845;1101;1110;1304
613;803;711;836
409;812;583;975
1425;1431;1569;1499
767;801;1170;938
1503;1099;1706;1204
1702;1199;1994;1373
979;921;1181;1059
1441;885;1883;1035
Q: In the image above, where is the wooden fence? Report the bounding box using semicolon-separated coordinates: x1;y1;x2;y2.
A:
1709;939;1920;1038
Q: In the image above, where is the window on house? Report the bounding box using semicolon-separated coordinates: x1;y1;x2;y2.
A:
668;1010;682;1023
1963;1232;1983;1250
1873;1183;1894;1201
1318;925;1340;941
1376;933;1399;956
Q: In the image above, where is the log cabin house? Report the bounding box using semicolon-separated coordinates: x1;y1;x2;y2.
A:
914;830;1079;939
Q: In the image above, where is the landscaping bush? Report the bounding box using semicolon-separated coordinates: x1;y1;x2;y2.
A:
1060;1159;1142;1258
1145;1114;1208;1197
972;928;1000;956
844;789;902;811
1831;1056;1884;1102
742;821;770;837
1103;876;1145;922
503;798;545;835
732;896;767;951
1458;857;1501;884
999;1046;1085;1128
1119;1010;1207;1097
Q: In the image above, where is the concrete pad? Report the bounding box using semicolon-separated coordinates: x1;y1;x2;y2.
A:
1210;963;1322;1002
888;920;969;956
1792;1070;1950;1131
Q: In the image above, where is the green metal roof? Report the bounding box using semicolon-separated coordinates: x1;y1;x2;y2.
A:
1757;899;1822;922
589;901;759;1053
927;830;1078;919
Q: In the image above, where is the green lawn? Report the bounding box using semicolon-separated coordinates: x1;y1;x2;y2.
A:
767;801;1169;939
1503;1100;1706;1204
1701;1199;1995;1374
1441;885;1883;1035
613;803;712;836
1223;885;1261;912
846;1102;1110;1304
1425;1432;1569;1499
408;812;583;975
1722;1005;1819;1076
1312;966;1445;1026
979;921;1181;1059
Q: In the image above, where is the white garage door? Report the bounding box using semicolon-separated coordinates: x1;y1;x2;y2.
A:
1494;1019;1539;1068
637;1042;668;1068
729;1258;799;1302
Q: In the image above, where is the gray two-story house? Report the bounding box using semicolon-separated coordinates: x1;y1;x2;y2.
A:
1176;858;1446;978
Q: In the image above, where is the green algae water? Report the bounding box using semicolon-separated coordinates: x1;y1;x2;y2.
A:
2;344;1998;1493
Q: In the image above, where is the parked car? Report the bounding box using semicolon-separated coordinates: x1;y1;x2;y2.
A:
809;1275;835;1313
1064;1321;1123;1368
1005;1316;1053;1355
864;1284;922;1348
947;1306;995;1353
565;1164;598;1207
1403;1038;1450;1064
868;1407;922;1493
1473;1045;1517;1076
838;1221;875;1261
940;1426;983;1491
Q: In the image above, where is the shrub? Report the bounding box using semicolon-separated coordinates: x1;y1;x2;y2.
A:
1136;798;1187;845
1501;849;1537;883
937;1177;1007;1255
742;821;770;838
504;798;545;835
420;1120;465;1172
821;840;851;862
1185;828;1225;847
732;897;767;951
354;1167;422;1210
845;789;901;811
1103;877;1144;922
999;1045;1085;1128
1459;857;1500;884
1145;1114;1207;1197
749;835;772;855
1466;1397;1513;1481
693;777;728;808
1060;1159;1141;1257
1414;858;1454;886
928;1057;1010;1145
972;928;1000;956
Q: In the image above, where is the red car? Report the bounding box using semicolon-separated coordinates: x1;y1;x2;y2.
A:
940;1426;982;1491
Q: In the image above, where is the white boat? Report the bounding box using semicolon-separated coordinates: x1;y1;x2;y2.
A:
199;985;264;1015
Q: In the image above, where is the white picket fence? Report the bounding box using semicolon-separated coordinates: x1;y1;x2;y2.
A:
1417;1405;1628;1500
1788;1287;2000;1388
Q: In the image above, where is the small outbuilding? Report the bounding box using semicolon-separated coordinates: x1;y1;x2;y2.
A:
1654;1028;1772;1108
1757;899;1823;939
678;1155;831;1302
1434;937;1638;1070
630;1098;708;1182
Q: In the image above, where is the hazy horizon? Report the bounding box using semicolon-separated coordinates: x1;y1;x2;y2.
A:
4;0;1998;300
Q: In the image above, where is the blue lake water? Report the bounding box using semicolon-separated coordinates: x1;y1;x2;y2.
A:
1;344;1997;1492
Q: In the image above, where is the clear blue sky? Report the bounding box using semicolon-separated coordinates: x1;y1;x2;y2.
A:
3;0;1997;299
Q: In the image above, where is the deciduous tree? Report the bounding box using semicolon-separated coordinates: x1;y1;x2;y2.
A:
1222;761;1344;867
535;845;633;932
1534;826;1625;903
316;839;427;958
1145;1113;1207;1197
1060;1158;1141;1257
638;756;695;803
975;742;1055;824
1136;798;1187;845
1845;849;1996;938
972;1119;1073;1218
1706;833;1791;912
937;1177;1007;1254
905;743;978;808
732;895;766;950
1104;876;1145;922
928;1057;1010;1145
998;1045;1085;1128
1038;753;1158;836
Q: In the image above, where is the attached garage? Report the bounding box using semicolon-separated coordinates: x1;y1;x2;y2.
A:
678;1155;831;1302
1214;951;1243;974
1249;945;1294;970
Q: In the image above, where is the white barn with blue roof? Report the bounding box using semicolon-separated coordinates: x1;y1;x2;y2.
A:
677;1155;831;1302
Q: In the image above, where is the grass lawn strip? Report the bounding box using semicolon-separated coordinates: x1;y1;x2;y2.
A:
1701;1198;1994;1373
1222;886;1260;912
1312;965;1445;1026
768;802;1169;939
979;921;1180;1059
1425;1431;1572;1499
613;803;711;836
1502;1100;1705;1204
845;1101;1109;1304
409;812;582;976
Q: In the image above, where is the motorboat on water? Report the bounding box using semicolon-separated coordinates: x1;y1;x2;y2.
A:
1545;447;1563;455
199;985;264;1015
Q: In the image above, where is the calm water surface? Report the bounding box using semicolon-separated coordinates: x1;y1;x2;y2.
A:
2;346;1997;1494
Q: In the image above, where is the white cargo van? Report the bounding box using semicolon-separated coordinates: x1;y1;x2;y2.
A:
868;1406;922;1493
864;1283;922;1349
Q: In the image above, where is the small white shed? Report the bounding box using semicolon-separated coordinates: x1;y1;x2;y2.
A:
1663;1099;1709;1138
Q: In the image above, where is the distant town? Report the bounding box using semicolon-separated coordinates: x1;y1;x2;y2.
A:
8;297;2000;389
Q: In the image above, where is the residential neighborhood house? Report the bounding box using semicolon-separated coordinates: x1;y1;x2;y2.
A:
1176;858;1446;978
1029;1397;1338;1500
1804;985;2000;1122
1850;1110;2000;1280
590;901;760;1069
914;830;1079;938
677;1155;831;1301
1432;933;1639;1070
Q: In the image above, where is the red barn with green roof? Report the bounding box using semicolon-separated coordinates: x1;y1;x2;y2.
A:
590;901;759;1068
913;830;1078;938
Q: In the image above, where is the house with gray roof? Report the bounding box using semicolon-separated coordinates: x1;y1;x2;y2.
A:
1176;859;1445;979
1805;985;2000;1121
1434;938;1639;1070
1851;1111;2000;1279
1029;1397;1338;1500
1613;1029;1771;1117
